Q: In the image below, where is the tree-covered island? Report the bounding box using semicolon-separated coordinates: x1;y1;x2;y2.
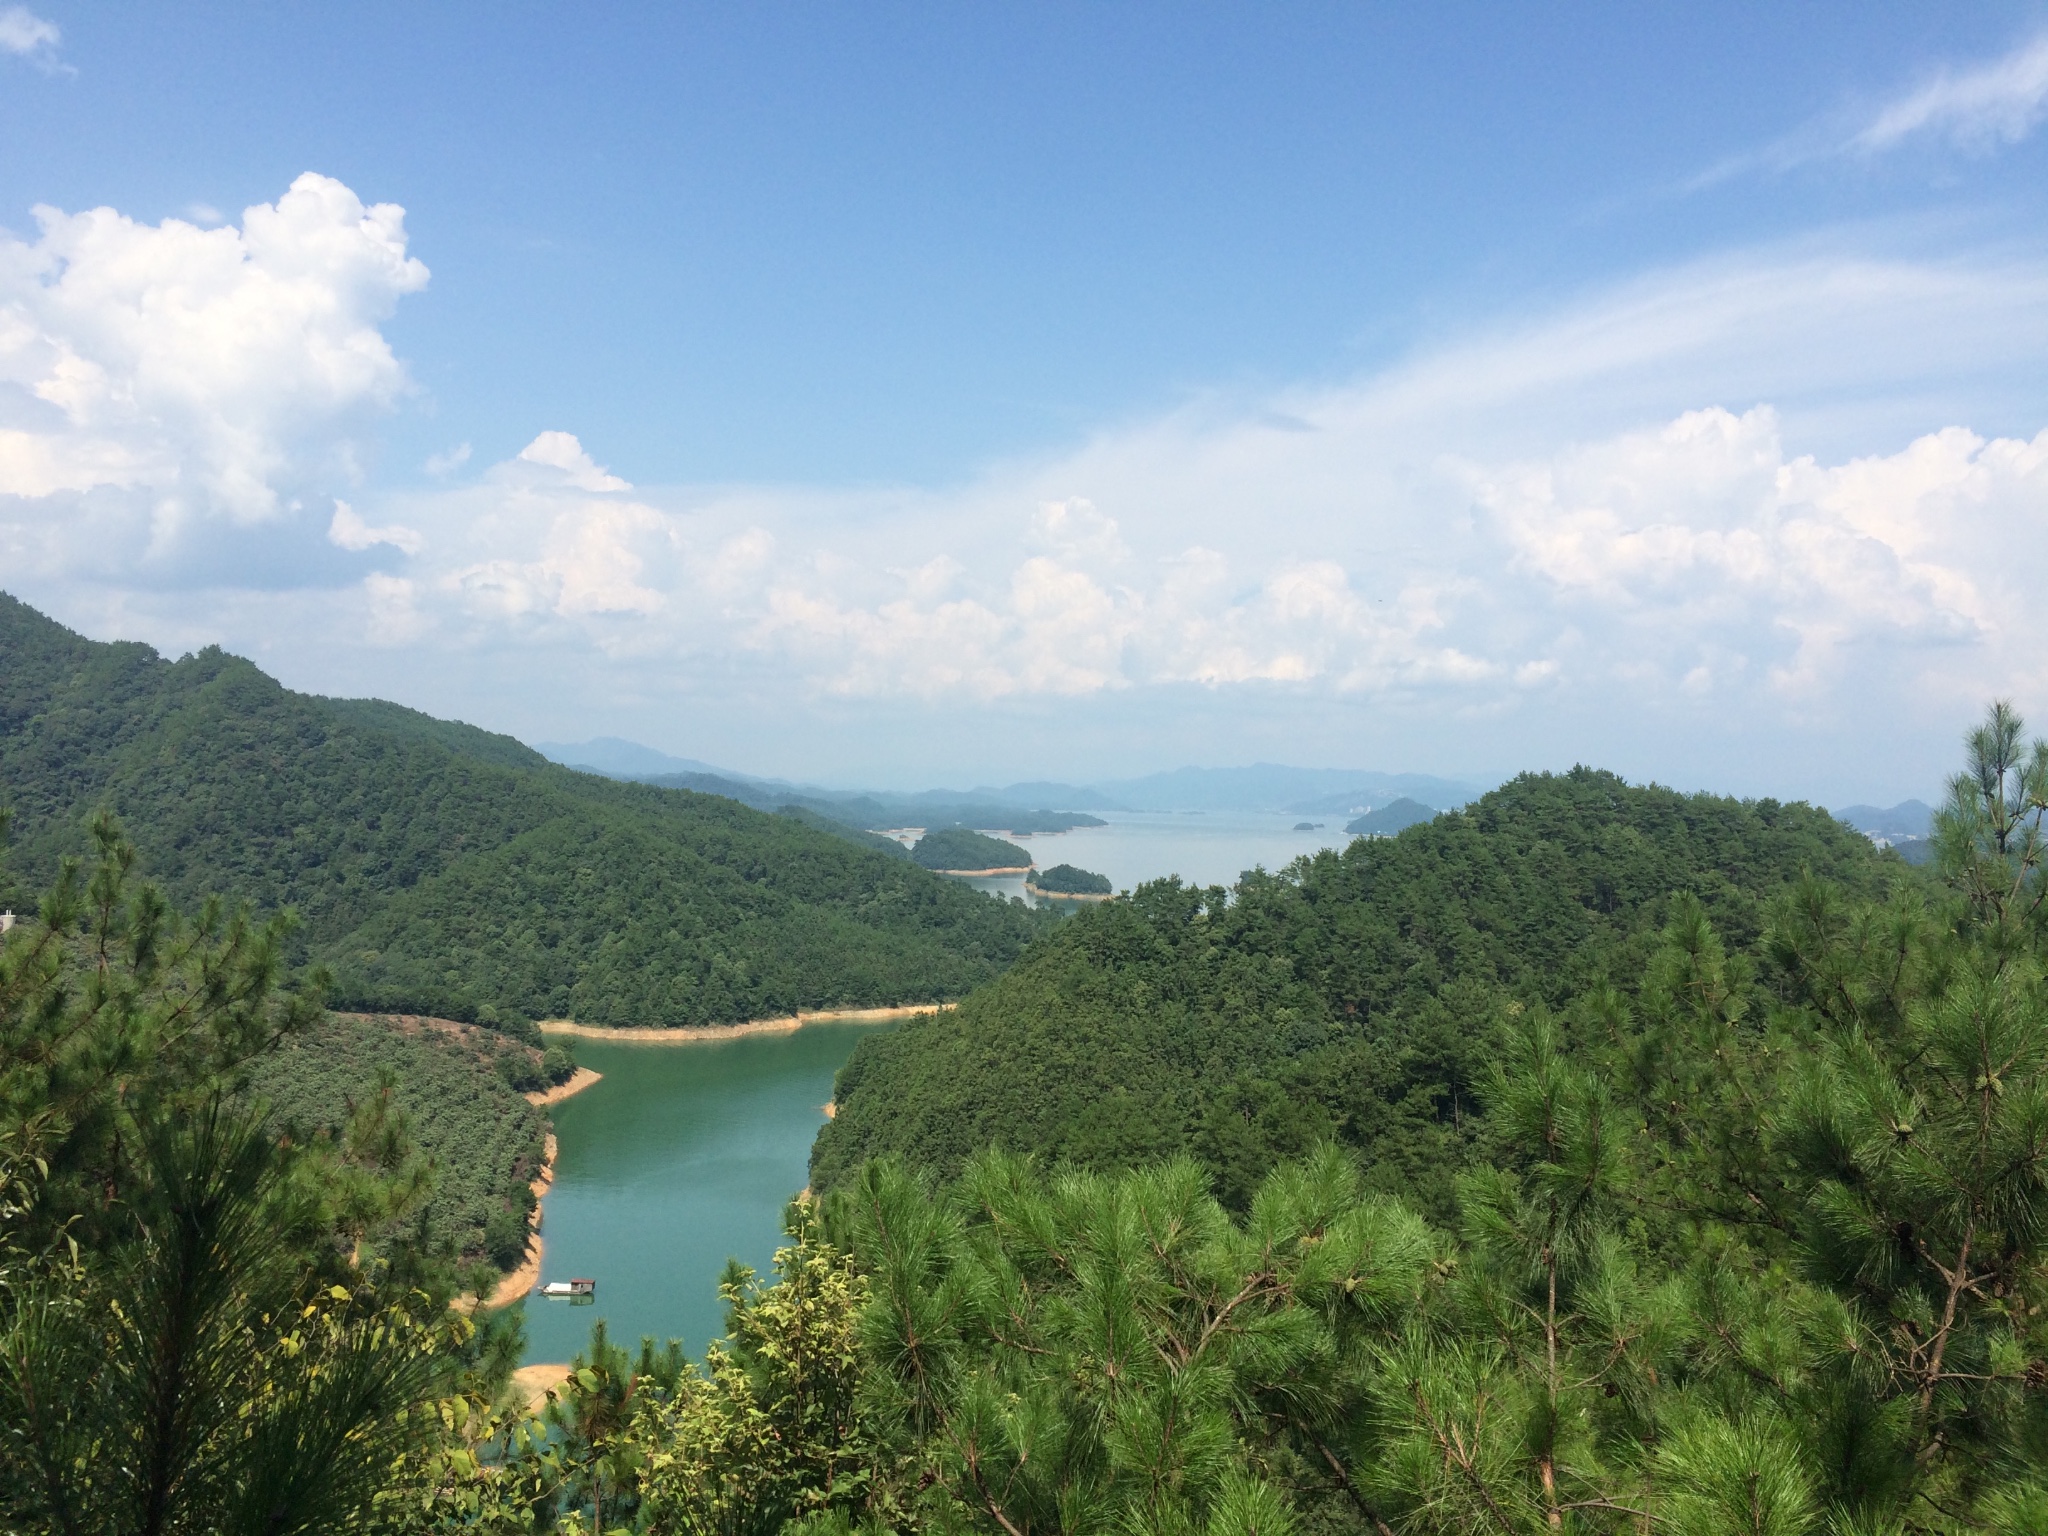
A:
1025;861;1113;897
908;825;1033;873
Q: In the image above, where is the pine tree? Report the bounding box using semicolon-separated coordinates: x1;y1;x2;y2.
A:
0;816;460;1536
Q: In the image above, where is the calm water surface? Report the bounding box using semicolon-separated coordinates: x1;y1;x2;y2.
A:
520;1024;885;1365
521;813;1371;1363
948;809;1360;903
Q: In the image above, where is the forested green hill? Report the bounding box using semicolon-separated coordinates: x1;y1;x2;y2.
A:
812;767;1902;1210
0;593;1047;1026
910;825;1031;871
1028;862;1111;894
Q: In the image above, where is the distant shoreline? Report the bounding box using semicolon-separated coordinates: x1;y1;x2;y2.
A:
935;865;1033;876
538;1002;955;1043
1025;882;1113;902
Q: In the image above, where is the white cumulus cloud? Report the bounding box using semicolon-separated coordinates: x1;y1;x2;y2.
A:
328;499;422;555
1475;407;2043;699
17;230;2048;797
517;430;630;492
0;172;427;573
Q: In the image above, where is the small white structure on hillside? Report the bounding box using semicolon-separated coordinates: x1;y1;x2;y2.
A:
0;911;14;935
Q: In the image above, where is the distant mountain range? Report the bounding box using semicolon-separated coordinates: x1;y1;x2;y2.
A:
1833;799;1935;842
534;740;1490;826
529;736;735;779
1089;765;1487;814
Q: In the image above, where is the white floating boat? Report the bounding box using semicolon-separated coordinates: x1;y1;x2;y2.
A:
539;1278;596;1298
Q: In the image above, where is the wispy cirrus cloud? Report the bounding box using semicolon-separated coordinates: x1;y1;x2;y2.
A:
1852;33;2048;155
1692;33;2048;187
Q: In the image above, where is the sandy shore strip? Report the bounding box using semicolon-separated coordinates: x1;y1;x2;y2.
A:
511;1361;572;1412
538;1001;956;1044
485;1130;557;1308
935;865;1033;876
1024;884;1114;901
524;1066;602;1107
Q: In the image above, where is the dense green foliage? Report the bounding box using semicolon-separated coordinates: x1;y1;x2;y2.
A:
1028;863;1112;895
0;593;1047;1027
9;695;2048;1534
909;827;1032;872
773;805;915;860
1343;796;1435;836
426;702;2048;1536
0;815;500;1534
244;1014;550;1270
815;769;1899;1212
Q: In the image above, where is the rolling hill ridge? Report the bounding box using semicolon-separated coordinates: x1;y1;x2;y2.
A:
0;592;1048;1028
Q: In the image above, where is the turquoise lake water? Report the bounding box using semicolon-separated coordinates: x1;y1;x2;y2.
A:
517;1023;886;1365
518;811;1372;1365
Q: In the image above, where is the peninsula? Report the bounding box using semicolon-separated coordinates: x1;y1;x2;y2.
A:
909;826;1034;875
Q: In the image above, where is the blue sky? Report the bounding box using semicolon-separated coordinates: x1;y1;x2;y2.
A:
3;4;2047;800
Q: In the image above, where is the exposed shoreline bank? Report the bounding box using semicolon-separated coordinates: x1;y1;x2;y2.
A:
1024;883;1114;901
524;1066;602;1107
537;1002;955;1044
486;1129;557;1307
934;865;1033;876
511;1361;572;1411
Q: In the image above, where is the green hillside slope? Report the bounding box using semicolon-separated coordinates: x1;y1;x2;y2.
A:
244;1012;552;1268
0;592;1047;1026
811;767;1905;1210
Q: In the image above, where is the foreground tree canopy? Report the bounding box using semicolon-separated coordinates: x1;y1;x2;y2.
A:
814;767;1894;1209
4;701;2047;1533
